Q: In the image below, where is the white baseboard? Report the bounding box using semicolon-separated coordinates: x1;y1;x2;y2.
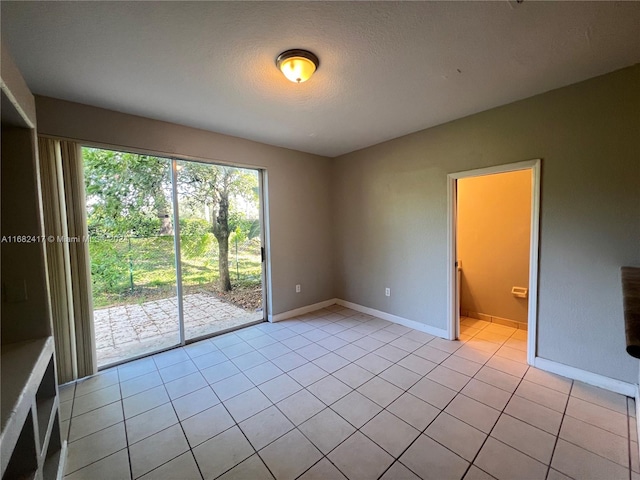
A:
534;357;636;397
269;298;338;322
270;297;449;340
270;299;638;400
336;299;449;339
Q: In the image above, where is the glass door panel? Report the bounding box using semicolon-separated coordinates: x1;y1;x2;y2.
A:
175;160;264;340
83;147;180;366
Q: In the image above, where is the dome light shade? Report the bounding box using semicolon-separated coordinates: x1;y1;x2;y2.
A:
276;49;319;83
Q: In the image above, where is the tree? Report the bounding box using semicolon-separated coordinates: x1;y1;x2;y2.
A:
83;147;259;293
83;148;171;237
177;162;257;292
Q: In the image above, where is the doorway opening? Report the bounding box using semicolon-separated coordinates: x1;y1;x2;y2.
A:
447;159;540;365
82;147;267;367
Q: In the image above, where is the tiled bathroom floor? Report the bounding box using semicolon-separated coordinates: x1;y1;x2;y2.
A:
60;306;639;480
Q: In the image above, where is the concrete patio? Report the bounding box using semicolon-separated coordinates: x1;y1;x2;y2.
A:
94;293;262;366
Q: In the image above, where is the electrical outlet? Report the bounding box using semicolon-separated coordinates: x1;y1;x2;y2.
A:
296;284;301;293
385;287;390;297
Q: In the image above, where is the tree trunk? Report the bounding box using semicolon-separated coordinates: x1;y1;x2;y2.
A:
212;188;232;292
217;233;232;291
157;212;173;235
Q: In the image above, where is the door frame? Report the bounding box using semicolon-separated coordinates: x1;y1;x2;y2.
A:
81;143;271;369
171;158;270;344
446;159;541;365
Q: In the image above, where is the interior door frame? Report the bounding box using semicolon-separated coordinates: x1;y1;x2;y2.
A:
446;159;541;365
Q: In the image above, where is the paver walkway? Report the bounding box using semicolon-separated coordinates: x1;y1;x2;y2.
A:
94;293;261;366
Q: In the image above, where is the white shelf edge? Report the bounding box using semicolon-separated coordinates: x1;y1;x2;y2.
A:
0;337;55;478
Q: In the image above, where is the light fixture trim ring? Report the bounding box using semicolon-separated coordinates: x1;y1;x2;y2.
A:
276;49;320;70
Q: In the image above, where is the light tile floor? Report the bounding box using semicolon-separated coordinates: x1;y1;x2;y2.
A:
94;293;262;366
60;307;639;480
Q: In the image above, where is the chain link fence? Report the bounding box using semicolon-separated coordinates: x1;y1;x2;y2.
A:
89;234;262;308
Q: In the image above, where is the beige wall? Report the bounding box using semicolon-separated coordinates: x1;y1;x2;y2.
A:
1;46;52;344
34;97;336;317
333;65;640;383
1;127;52;343
1;42;37;127
31;65;640;384
457;170;531;324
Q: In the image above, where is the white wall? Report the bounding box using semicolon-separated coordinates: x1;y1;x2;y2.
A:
34;97;336;316
333;65;640;383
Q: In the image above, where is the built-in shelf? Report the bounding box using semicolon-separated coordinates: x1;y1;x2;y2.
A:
42;415;64;480
3;410;37;479
35;359;57;449
43;448;64;480
2;44;66;480
36;397;55;451
1;337;65;480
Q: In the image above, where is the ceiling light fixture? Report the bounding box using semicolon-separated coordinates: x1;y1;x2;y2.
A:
276;49;319;83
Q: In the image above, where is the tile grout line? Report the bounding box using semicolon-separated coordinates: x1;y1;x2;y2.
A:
66;316;330;476
191;329;339;478
216;337;624;480
373;322;501;479
230;317;480;475
116;367;135;480
457;339;531;479
67;310;629;480
64;314;504;478
543;377;574;480
263;313;447;479
464;324;629;478
75;316;430;468
193;406;251;479
556;419;633;470
228;309;367;479
61;370;128;477
163;382;206;480
375;374;466;478
126;382;197;479
418;322;528;478
294;346;439;478
116;383;168;477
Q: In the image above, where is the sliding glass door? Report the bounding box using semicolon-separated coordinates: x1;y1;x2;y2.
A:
176;160;264;340
83;148;180;366
83;147;266;367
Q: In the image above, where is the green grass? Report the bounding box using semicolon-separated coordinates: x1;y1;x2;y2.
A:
90;235;262;308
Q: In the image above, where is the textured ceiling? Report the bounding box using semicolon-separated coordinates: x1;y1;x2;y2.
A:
2;1;639;157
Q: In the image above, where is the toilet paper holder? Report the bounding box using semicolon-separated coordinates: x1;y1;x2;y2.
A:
512;286;528;298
